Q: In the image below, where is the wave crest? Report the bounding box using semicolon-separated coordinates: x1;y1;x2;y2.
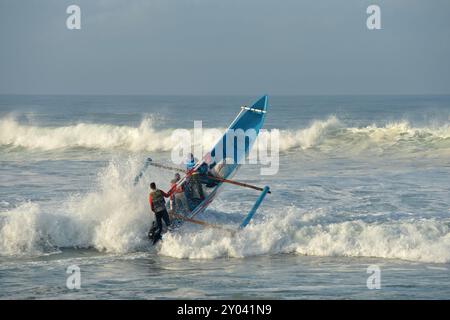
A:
160;208;450;263
1;116;449;154
0;159;152;256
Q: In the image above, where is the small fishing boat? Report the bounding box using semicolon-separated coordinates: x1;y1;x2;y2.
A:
136;96;271;243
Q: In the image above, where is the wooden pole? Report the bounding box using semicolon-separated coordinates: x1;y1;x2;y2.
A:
207;175;271;194
169;212;236;234
147;160;271;194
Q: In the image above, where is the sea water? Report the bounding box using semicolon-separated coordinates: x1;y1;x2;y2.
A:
0;95;449;299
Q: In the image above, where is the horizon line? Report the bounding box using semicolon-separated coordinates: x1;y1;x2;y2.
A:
1;93;450;97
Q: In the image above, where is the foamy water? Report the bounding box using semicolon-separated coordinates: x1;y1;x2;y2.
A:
1;116;449;156
1;158;449;264
0;95;449;299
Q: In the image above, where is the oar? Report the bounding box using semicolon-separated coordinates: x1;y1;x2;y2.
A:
147;159;271;194
169;212;236;234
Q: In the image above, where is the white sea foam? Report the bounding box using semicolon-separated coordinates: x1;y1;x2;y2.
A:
0;117;175;152
275;116;342;150
1;116;449;154
0;116;225;153
1;115;449;262
0;202;42;255
0;159;153;256
276;118;450;153
160;208;450;263
0;157;449;263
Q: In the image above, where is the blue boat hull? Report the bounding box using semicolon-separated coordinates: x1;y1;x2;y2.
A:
186;95;268;219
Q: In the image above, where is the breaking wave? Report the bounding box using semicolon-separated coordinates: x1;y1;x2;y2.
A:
0;117;177;152
160;208;450;263
1;116;449;155
0;159;152;256
0;158;449;263
273;116;450;154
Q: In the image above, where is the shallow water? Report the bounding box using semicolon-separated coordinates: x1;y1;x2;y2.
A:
0;250;448;299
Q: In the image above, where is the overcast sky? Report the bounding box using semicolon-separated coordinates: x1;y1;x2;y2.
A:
1;0;449;95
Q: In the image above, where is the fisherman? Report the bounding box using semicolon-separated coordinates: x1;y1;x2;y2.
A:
198;162;217;187
169;173;191;214
148;182;171;244
185;153;197;170
184;153;205;201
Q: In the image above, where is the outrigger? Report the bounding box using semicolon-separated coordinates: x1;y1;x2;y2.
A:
134;95;271;243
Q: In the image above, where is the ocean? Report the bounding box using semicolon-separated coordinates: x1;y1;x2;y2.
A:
0;94;449;299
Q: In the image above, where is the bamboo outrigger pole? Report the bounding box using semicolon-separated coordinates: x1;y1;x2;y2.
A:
207;175;271;194
146;158;271;194
169;211;236;234
147;160;184;173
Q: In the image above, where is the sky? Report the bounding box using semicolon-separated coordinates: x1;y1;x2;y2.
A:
0;0;449;95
